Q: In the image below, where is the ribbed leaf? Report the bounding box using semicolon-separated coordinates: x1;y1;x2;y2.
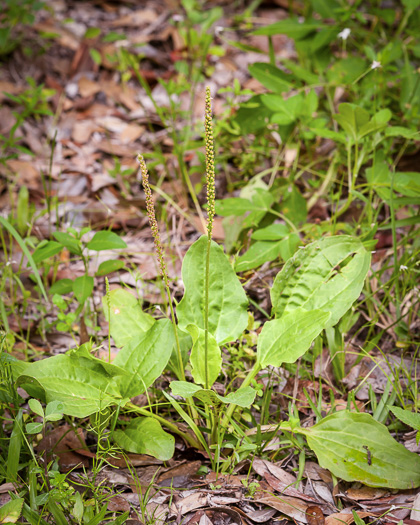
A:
17;348;127;418
177;236;248;344
114;319;174;398
257;308;330;368
187;324;221;388
102;288;155;347
299;411;420;489
112;417;174;461
271;236;370;328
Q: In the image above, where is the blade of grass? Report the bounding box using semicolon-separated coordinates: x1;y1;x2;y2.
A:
0;217;48;302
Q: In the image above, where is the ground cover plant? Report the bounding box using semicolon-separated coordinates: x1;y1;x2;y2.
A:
0;0;419;523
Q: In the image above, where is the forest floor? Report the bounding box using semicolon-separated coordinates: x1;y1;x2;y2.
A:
0;0;419;524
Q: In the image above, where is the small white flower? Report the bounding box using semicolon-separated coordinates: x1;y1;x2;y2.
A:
371;60;382;70
215;26;224;36
338;28;351;40
172;14;183;23
399;265;408;271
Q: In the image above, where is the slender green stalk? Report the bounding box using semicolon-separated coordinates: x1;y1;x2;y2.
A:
204;87;216;390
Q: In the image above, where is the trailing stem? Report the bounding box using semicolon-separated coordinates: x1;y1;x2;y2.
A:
204;87;216;391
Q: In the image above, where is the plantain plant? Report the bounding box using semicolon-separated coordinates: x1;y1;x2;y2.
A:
11;88;420;489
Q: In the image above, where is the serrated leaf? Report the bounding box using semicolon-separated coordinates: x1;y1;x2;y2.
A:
73;275;94;305
177;236;248;345
390;406;420;431
102;288;155;347
187;324;221;388
86;231;127;251
114;319;174;398
0;497;24;523
112;417;174;460
299;411;420;489
271;236;371;328
257;308;330;368
170;381;256;408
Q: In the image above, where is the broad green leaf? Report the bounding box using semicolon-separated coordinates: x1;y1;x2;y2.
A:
53;232;82;255
252;19;322;40
112;417;174;461
73;275;94;305
0;497;24;523
385;126;418;139
214;198;257;216
262;93;303;125
402;0;420;9
26;422;44;435
251;223;289;241
167;329;191;379
235;95;274;134
187;324;221;388
358;109;392;138
271;236;371;328
333;103;370;141
280;58;319;84
280;185;307;225
50;279;73;295
236;241;283;272
310;0;340;19
45;400;64;421
114;319;174;398
102;288;155;347
17;349;128;418
32;241;63;264
170;381;256;408
177;236;248;345
86;231;127;251
249;63;292;93
257;308;330;368
28;398;44;418
390;406;420;430
309;127;347;144
96;259;125;276
299;411;420;489
242;188;274;229
327;57;367;85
